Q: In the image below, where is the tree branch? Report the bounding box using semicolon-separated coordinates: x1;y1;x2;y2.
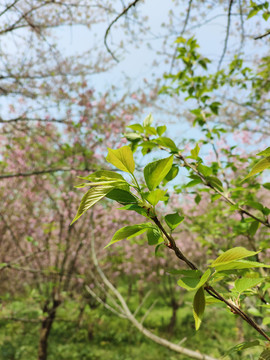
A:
104;0;141;62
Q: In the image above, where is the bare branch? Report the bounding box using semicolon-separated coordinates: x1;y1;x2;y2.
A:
254;29;270;40
104;0;141;62
217;0;235;71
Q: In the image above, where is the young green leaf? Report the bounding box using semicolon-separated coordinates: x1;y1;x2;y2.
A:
244;156;270;180
127;124;144;133
163;164;179;185
143;113;154;127
177;269;211;291
106;146;135;173
211;247;260;267
214;260;270;272
190;143;200;159
144;189;167;206
105;223;153;248
147;228;162;245
157;125;167;136
144;155;174;190
193;287;205;330
234;277;263;293
257;147;270;157
155;137;178;152
79;170;125;181
164;212;184;230
71;186;114;225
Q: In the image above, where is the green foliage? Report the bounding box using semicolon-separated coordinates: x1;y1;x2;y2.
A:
144;155;174;190
106;146;135;173
193;287;205;330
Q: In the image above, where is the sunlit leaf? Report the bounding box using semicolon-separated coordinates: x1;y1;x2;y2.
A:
244;156;270;180
106;146;135;173
71;186;114;225
143;113;154;127
105;223;153;248
144;155;173;190
234;277;263;293
211;247;260;267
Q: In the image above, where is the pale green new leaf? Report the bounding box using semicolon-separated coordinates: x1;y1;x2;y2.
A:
235;277;263;293
193;287;205;330
144;155;173;190
257;147;270;157
214;260;270;272
155;137;178;152
71;186;113;225
190;143;200;159
143;113;154;127
105;223;153;248
211;247;260;267
79;170;125;181
106;146;135;173
244;156;270;180
145;189;167;206
157;125;167;136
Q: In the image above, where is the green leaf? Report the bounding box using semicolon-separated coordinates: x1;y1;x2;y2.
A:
259;349;270;360
127;124;144;133
193;287;205;330
165;212;184;230
197;164;212;177
144;155;174;190
214;260;270;271
145;189;167;206
106;146;135;173
263;183;270;190
163;164;179;184
106;189;138;205
184;179;203;188
223;340;260;356
257;147;270;157
205;176;224;192
79;170;125;181
147;228;162;245
155;137;178;152
106;223;153;248
71;186;114;225
190;143;200;159
211;247;260;267
143;113;154;127
249;221;260;237
157;125;167;136
234;277;263;293
177;269;211;291
124;132;142;141
244;156;270;180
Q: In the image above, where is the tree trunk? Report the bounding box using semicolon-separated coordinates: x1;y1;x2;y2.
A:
37;299;61;360
167;301;179;334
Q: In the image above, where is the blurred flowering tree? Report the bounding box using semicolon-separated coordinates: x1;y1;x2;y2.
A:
1;1;270;359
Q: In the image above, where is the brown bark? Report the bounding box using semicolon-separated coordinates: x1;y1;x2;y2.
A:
37;299;61;360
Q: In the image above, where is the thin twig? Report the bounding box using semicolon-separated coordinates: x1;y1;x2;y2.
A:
217;0;234;71
254;29;270;40
104;0;141;62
